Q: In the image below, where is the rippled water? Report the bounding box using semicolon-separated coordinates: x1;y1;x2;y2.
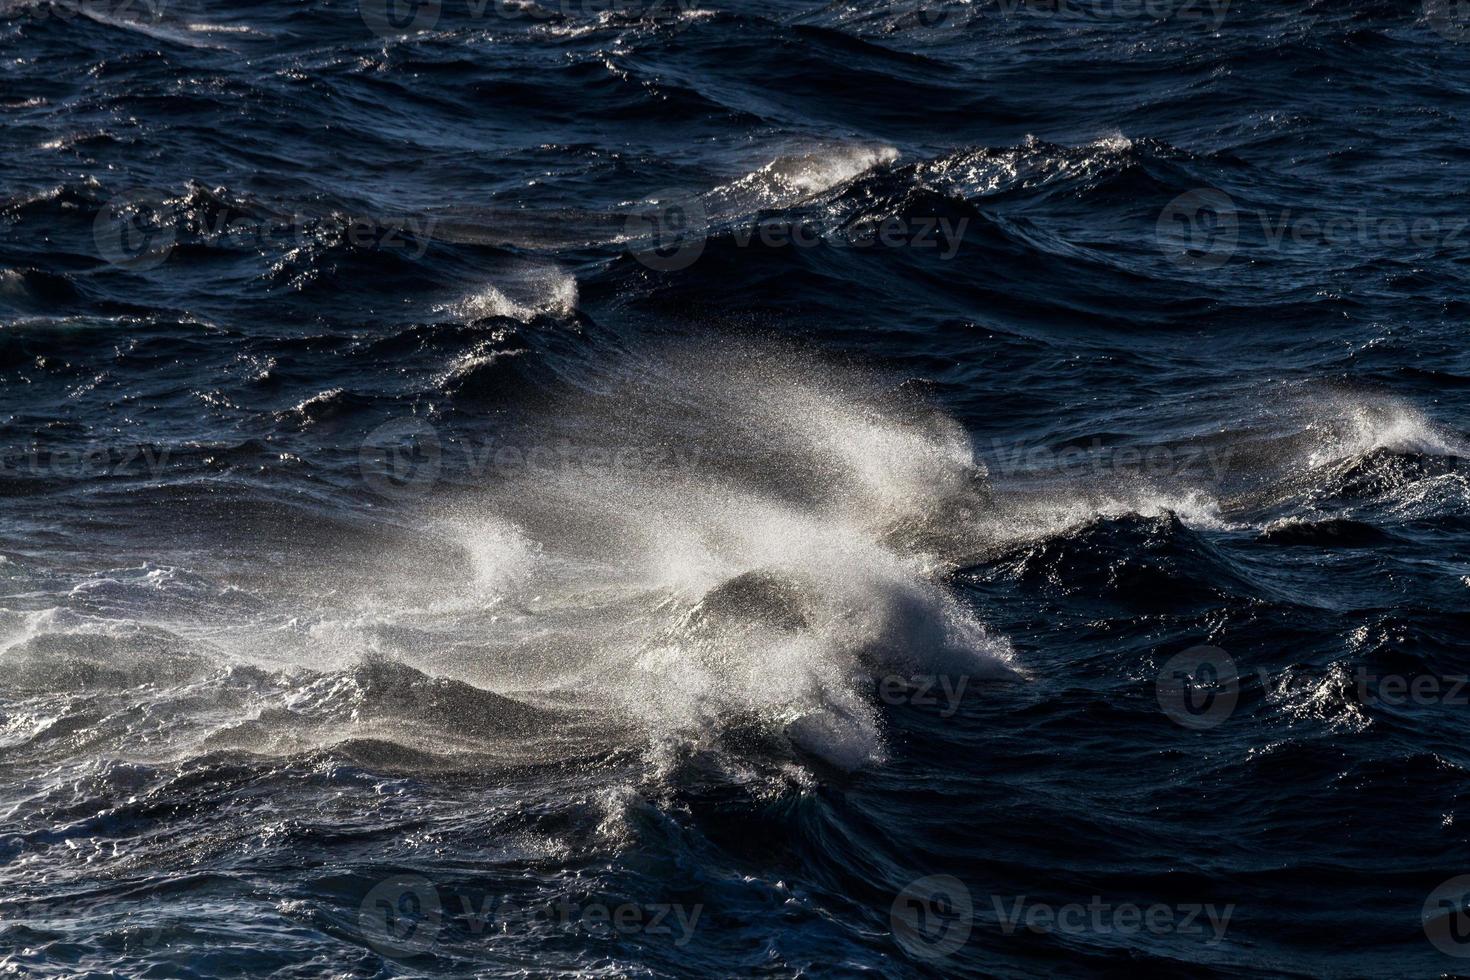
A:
3;0;1470;976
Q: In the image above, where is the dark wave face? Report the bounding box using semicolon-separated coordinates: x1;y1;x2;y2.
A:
3;0;1470;976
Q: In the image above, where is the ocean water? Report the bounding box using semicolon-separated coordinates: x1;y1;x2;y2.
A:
2;0;1470;976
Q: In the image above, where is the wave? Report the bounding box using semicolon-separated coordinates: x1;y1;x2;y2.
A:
418;340;1017;771
1299;392;1467;467
704;142;901;217
0;339;1021;776
9;367;1460;779
438;263;579;324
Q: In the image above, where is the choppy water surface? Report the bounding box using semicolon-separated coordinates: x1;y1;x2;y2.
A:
3;0;1470;976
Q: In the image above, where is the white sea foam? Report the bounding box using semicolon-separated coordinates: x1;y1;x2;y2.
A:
403;343;1016;769
0;343;1016;773
1302;392;1466;468
441;264;578;323
10;356;1459;778
705;143;900;219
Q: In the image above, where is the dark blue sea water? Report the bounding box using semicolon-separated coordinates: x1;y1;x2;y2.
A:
3;0;1470;976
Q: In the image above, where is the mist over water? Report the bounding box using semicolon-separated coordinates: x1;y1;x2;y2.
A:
4;0;1470;975
425;344;1016;770
0;344;1019;775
